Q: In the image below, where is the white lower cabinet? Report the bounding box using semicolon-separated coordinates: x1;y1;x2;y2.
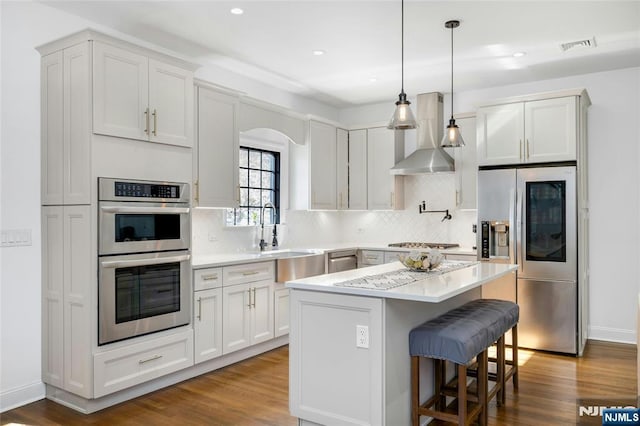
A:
359;250;384;267
383;251;409;264
194;288;223;363
274;287;290;337
222;280;275;354
93;329;194;398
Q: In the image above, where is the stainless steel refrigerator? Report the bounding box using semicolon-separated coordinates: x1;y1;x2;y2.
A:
478;165;584;355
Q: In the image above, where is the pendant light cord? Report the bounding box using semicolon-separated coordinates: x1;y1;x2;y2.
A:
401;0;405;95
450;22;454;119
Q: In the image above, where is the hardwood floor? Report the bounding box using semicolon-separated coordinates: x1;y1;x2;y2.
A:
1;340;636;425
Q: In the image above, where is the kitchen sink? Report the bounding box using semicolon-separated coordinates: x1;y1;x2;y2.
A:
257;250;326;283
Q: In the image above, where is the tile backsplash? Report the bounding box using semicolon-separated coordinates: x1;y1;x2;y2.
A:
192;174;477;255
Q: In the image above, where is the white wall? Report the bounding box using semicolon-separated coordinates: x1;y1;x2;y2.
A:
0;1;338;412
344;67;640;344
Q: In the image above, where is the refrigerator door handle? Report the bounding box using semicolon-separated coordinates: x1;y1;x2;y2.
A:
509;188;516;264
516;188;524;272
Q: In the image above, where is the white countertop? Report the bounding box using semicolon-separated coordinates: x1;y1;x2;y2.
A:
285;261;516;303
192;243;477;269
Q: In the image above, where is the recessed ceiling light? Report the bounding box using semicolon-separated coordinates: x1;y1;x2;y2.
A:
230;8;244;15
312;50;325;56
513;51;526;58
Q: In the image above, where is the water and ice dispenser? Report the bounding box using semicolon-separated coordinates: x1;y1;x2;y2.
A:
480;221;510;259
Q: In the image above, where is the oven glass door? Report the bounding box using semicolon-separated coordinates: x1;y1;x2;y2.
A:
99;251;191;345
99;202;190;255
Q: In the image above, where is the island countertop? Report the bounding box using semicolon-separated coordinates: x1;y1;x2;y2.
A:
285;261;517;303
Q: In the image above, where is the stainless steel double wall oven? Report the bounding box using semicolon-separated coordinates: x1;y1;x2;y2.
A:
98;178;191;345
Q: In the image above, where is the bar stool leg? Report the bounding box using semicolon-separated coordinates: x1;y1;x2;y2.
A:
478;350;488;426
457;363;467;425
434;359;446;411
512;325;519;390
411;356;420;426
497;335;506;406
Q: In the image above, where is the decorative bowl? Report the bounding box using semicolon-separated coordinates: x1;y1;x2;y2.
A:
398;249;444;271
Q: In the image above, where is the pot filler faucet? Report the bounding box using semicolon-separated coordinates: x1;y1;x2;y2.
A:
259;202;277;251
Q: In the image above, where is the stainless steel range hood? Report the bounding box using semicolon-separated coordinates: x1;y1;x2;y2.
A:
390;92;455;174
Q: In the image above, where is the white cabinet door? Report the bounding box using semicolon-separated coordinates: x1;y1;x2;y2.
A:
41;51;64;205
454;115;477;210
308;120;337;209
336;128;349;210
93;41;148;141
222;283;252;354
42;207;64;388
250;280;274;345
62;205;92;398
274;288;290;337
194;288;223;364
348;129;368;210
148;59;193;147
367;127;403;210
525;97;577;163
477;103;524;166
63;43;91;205
196;87;239;207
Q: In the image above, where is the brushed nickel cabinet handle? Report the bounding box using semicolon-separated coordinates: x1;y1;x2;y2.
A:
247;289;252;309
197;297;202;321
252;288;256;308
139;354;162;364
242;271;259;276
202;274;218;281
144;108;149;134
152;109;157;136
526;139;530;159
194;181;199;204
519;139;522;160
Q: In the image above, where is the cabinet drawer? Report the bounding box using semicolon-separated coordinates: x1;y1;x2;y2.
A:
94;329;193;397
384;251;409;264
194;267;223;291
223;261;275;286
360;250;384;266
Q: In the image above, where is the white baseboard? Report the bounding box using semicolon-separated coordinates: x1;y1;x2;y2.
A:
589;325;637;345
0;381;45;413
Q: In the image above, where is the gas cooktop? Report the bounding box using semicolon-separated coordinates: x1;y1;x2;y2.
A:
388;242;460;250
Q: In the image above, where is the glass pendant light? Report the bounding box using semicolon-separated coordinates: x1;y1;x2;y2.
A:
441;20;465;147
388;0;417;130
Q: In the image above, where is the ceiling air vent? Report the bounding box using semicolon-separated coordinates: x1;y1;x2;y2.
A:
560;37;597;52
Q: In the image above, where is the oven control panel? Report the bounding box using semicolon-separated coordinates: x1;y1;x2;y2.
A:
115;181;179;199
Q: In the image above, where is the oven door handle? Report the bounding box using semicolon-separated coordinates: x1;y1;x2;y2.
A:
100;206;190;214
101;254;191;269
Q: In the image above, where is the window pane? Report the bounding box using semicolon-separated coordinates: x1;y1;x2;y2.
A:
240;188;249;206
248;208;260;225
239;169;248;187
262;152;274;171
261;171;273;189
261;190;273;206
249;170;260;188
249;151;261;168
239;149;249;168
225;208;235;226
236;208;248;226
249;189;261;207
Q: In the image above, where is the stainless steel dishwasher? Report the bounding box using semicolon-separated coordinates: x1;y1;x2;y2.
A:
328;249;358;273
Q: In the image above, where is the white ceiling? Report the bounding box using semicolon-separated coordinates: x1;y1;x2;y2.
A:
44;1;640;108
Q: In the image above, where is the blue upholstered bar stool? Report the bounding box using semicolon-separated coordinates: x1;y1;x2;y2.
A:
409;299;519;426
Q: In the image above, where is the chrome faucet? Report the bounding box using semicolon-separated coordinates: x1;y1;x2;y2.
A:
259;202;275;251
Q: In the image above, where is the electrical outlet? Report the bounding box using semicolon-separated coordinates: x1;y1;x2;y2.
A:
356;325;369;349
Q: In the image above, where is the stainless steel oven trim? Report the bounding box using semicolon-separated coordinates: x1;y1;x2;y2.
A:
99;201;191;255
99;250;192;346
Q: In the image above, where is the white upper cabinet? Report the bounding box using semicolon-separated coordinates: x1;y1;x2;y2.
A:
477;103;523;166
348;129;368;210
93;41;193;147
367;127;404;210
477;96;578;166
195;86;239;207
336;128;349;210
308;120;337;210
524;97;577;163
453;115;477;210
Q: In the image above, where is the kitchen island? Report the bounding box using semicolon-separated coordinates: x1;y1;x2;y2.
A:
286;261;517;426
